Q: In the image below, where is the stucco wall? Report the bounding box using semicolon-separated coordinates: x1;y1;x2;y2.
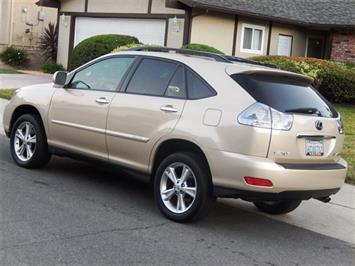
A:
0;0;57;47
88;0;149;13
190;13;235;55
151;0;185;14
61;0;85;12
269;23;307;56
57;15;71;69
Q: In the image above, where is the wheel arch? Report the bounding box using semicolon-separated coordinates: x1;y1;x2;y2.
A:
150;138;212;183
9;105;46;136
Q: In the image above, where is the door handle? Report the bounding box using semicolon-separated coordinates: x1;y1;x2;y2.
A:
160;105;178;113
95;97;110;105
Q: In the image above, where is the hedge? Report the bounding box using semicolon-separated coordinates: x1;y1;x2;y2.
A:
251;56;355;104
69;34;139;70
182;43;224;54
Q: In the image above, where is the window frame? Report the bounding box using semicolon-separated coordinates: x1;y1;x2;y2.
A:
240;23;266;55
66;55;138;93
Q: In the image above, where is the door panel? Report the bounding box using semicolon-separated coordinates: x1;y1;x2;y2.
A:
48;88;115;160
106;94;185;171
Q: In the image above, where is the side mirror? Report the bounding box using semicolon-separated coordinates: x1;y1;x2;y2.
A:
53;71;68;87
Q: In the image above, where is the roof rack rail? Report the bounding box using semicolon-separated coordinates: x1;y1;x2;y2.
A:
127;46;278;68
128;46;231;63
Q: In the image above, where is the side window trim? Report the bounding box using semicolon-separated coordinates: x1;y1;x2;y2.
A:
66;55;138;92
184;66;217;100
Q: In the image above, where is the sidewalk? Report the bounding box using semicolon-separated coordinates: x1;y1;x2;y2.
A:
0;98;354;244
0;71;52;89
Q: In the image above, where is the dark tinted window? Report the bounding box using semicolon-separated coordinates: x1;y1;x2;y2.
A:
186;69;215;99
126;59;177;96
165;66;186;99
70;57;135;91
232;74;337;118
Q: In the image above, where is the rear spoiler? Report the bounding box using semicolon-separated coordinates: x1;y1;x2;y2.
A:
226;67;314;85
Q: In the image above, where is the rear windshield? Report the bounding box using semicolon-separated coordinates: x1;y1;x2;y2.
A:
231;74;338;118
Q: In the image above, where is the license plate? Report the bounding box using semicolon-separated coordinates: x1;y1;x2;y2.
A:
305;140;324;156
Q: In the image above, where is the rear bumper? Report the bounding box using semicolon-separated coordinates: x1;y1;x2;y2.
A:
214;187;339;201
205;148;347;195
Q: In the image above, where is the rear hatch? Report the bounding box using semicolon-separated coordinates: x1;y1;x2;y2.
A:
230;70;344;164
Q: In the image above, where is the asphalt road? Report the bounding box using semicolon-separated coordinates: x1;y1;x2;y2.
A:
0;135;354;266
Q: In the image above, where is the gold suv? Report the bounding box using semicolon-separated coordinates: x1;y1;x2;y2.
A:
3;48;347;222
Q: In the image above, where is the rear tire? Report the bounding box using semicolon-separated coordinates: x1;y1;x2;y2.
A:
154;152;215;222
254;200;302;214
10;114;51;169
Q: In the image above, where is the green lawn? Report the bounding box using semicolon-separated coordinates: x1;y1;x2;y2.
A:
0;67;22;74
0;89;15;100
335;104;355;184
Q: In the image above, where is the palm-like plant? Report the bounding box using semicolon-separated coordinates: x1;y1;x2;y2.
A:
38;22;58;62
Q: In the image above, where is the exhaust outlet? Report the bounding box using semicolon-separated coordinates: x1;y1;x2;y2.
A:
317;196;331;203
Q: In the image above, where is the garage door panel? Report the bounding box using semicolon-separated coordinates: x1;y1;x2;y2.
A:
74;17;166;47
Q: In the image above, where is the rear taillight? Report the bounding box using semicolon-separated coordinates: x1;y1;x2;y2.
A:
336;114;344;134
238;102;293;131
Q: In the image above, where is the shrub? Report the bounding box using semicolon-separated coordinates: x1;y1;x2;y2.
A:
38;22;58;62
251;56;355;104
182;43;224;54
69;34;139;70
112;43;164;53
41;61;65;74
0;46;28;66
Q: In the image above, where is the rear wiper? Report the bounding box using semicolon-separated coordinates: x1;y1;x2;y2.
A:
284;108;322;116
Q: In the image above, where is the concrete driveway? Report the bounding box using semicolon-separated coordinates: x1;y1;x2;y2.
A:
0;99;354;265
0;71;52;89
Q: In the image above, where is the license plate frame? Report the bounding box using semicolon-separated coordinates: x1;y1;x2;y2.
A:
305;139;324;156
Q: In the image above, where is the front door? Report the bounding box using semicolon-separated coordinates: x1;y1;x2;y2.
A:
106;58;187;172
307;37;324;59
48;56;136;160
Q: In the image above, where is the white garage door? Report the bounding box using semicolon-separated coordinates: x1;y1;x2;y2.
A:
74;17;166;47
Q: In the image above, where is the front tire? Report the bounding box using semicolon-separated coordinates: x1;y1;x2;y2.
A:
254;200;302;215
154;152;215;222
10;114;51;169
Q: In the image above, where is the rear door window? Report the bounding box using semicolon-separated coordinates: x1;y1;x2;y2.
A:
231;74;337;118
126;58;177;96
165;66;186;99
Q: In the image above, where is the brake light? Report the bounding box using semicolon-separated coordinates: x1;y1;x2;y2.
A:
238;102;293;130
244;177;273;187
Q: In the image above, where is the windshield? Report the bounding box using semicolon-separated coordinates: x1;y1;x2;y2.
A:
231;73;338;118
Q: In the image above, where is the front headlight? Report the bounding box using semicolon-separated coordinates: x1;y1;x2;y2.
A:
238;102;293;131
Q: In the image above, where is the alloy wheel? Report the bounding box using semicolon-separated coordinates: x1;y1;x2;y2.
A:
160;162;197;214
14;121;37;162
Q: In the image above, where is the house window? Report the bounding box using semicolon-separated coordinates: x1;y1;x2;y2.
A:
241;24;265;54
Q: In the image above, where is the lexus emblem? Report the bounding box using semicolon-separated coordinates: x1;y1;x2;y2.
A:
315;121;323;131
